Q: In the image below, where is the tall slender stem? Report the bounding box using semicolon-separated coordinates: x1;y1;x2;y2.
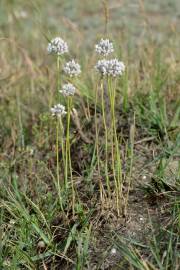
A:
108;78;122;215
56;118;63;210
101;79;111;198
66;97;75;215
65;97;71;189
94;82;103;201
57;56;60;89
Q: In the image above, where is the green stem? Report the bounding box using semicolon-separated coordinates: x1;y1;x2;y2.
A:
66;97;75;215
65;98;71;189
56;119;63;210
59;118;65;171
108;78;122;215
94;82;103;200
57;56;61;101
101;79;111;198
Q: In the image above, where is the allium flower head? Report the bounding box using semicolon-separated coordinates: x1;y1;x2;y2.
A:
95;58;125;77
95;59;109;76
47;37;68;55
63;59;81;77
107;59;125;77
95;38;114;56
59;83;76;97
51;104;67;117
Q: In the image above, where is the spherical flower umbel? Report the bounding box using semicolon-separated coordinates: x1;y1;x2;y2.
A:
95;59;109;76
95;58;125;77
95;38;114;56
107;59;125;77
47;37;68;55
51;104;67;117
63;59;81;77
59;83;76;97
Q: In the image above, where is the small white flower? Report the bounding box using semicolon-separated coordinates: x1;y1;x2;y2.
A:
51;104;67;117
95;38;114;56
59;83;76;97
9;219;16;225
47;37;68;55
95;59;109;76
95;58;125;77
63;59;81;77
110;248;117;255
37;240;46;250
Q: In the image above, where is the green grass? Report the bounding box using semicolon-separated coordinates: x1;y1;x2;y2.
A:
0;0;180;269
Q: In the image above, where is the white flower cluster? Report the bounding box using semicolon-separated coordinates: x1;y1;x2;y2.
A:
59;83;76;97
95;59;108;76
63;59;81;77
47;37;68;55
107;59;125;77
51;104;67;117
95;58;125;77
95;38;114;56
